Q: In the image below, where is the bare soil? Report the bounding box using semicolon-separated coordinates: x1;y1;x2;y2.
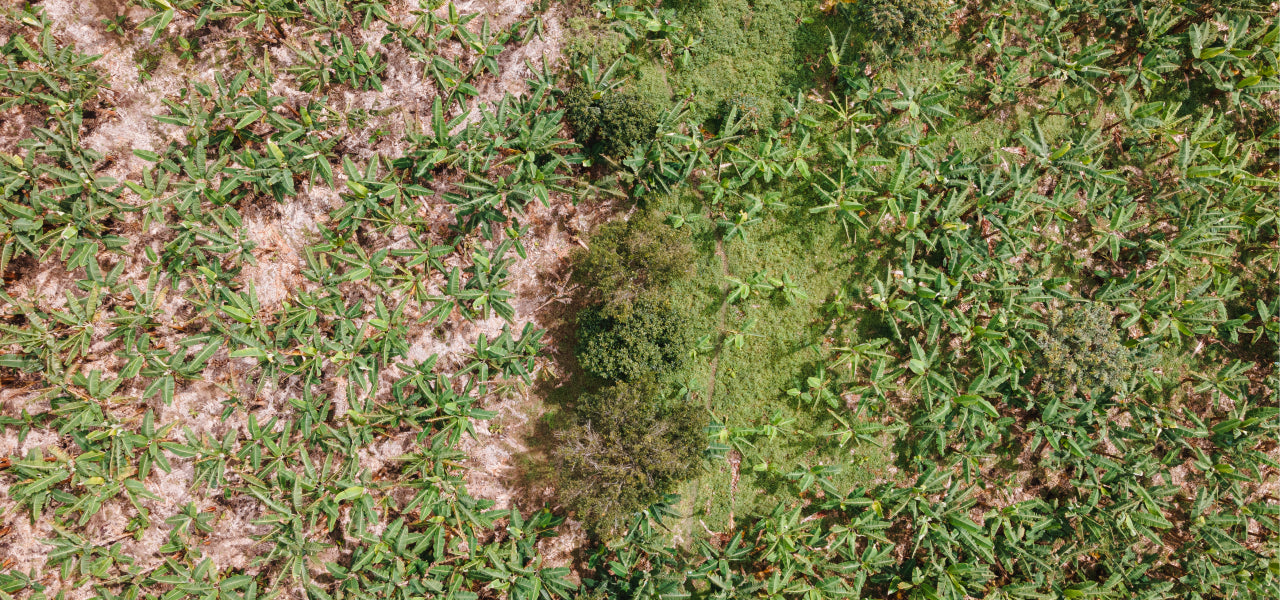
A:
0;0;589;594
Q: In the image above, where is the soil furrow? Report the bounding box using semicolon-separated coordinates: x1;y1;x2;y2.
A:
703;219;731;410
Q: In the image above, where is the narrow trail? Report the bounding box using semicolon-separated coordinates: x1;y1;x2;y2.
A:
704;224;731;410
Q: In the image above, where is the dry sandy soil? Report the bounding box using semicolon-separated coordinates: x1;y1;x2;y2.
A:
0;0;607;593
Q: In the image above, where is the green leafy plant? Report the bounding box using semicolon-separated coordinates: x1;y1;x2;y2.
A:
576;296;695;382
720;92;769;132
553;377;706;536
1034;303;1138;401
563;85;660;157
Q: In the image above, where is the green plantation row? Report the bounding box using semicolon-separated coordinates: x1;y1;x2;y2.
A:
1;1;1278;600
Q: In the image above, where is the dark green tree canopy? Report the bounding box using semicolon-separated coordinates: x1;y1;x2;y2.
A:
1034;303;1138;401
563;84;660;157
576;296;695;383
571;212;696;316
843;0;954;52
553;377;707;537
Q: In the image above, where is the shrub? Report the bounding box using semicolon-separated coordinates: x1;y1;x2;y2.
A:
553;377;707;536
576;296;694;382
563;84;660;157
1034;303;1137;401
571;213;695;315
842;0;953;51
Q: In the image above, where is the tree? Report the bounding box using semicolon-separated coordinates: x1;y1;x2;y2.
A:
553;377;706;536
571;212;695;315
563;85;660;157
840;0;954;52
1034;303;1138;401
576;296;695;382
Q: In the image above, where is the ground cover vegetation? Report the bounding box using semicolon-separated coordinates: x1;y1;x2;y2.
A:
0;1;1277;600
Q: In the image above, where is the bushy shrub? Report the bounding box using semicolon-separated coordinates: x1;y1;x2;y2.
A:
843;0;953;51
576;296;694;382
1035;304;1137;401
553;377;707;536
563;84;660;157
571;213;695;315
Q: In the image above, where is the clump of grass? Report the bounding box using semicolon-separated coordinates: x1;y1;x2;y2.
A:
662;0;840;122
134;46;164;82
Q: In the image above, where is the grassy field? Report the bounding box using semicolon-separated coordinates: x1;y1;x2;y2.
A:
647;187;897;532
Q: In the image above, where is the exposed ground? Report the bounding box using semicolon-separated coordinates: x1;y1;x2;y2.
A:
0;0;596;593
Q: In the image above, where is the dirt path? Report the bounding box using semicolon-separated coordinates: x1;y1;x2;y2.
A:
703;218;732;410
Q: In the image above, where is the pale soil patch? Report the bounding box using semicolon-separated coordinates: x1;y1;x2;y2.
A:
41;0;193;181
0;0;589;593
451;192;606;537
